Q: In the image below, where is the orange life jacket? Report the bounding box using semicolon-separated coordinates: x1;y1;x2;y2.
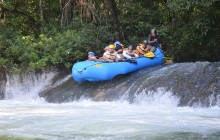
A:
135;44;148;56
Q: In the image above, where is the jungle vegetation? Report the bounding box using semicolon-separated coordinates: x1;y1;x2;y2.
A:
0;0;219;72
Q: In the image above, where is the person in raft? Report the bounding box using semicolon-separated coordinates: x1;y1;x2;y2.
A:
104;45;109;52
135;40;149;56
123;45;138;59
147;29;162;52
99;46;109;59
87;52;96;60
103;44;121;62
114;41;125;59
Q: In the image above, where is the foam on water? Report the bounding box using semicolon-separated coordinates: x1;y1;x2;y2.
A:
1;63;220;139
4;71;71;103
5;72;56;100
0;89;220;140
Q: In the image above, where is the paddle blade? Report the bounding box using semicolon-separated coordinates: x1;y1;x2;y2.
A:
144;52;155;58
164;57;174;64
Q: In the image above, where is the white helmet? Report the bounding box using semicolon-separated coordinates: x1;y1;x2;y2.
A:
151;29;157;34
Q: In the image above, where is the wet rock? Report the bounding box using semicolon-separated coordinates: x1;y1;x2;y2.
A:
0;68;6;100
40;62;220;107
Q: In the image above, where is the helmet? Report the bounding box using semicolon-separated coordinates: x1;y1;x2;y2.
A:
114;41;121;46
128;45;133;50
142;40;148;46
151;29;157;34
104;46;109;49
88;52;95;56
109;44;116;49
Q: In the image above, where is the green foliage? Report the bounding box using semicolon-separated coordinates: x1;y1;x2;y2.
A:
0;0;219;72
162;0;220;61
0;20;113;72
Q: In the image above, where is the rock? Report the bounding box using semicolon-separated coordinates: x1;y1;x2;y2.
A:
0;68;6;100
40;62;220;107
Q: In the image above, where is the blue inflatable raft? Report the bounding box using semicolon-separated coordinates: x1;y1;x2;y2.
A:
72;47;164;82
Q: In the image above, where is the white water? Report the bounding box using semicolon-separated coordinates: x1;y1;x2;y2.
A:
1;72;220;140
1;91;220;140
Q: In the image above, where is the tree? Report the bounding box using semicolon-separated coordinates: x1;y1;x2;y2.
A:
39;0;45;33
107;0;124;40
0;0;220;72
60;0;76;27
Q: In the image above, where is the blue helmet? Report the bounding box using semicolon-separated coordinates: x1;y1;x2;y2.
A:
114;41;121;46
88;52;95;56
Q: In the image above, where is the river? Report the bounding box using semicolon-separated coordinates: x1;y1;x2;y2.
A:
1;95;220;140
0;62;220;140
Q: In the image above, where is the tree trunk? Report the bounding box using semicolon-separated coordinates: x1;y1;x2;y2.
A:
60;0;76;27
79;0;98;23
39;0;45;33
0;0;5;23
107;0;124;40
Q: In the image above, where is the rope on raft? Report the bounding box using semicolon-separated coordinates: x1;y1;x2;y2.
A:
73;58;138;74
72;62;104;74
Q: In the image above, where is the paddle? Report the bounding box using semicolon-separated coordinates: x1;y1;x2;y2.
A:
144;52;155;58
164;56;174;64
143;47;174;64
142;40;159;58
154;42;174;61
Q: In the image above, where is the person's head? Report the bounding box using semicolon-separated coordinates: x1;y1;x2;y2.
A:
88;52;95;58
114;41;121;47
128;45;133;53
142;40;148;47
151;29;157;37
104;46;109;51
108;44;116;53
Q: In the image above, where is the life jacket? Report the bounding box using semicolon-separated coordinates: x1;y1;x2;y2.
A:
135;44;148;56
104;51;117;60
115;44;125;54
124;48;136;57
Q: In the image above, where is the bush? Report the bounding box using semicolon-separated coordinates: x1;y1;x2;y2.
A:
0;21;116;72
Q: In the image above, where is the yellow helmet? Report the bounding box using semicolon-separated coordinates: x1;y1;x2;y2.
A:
109;44;115;49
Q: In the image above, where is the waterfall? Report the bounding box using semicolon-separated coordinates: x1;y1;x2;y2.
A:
4;70;71;102
1;62;220;107
0;62;220;140
40;62;220;107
